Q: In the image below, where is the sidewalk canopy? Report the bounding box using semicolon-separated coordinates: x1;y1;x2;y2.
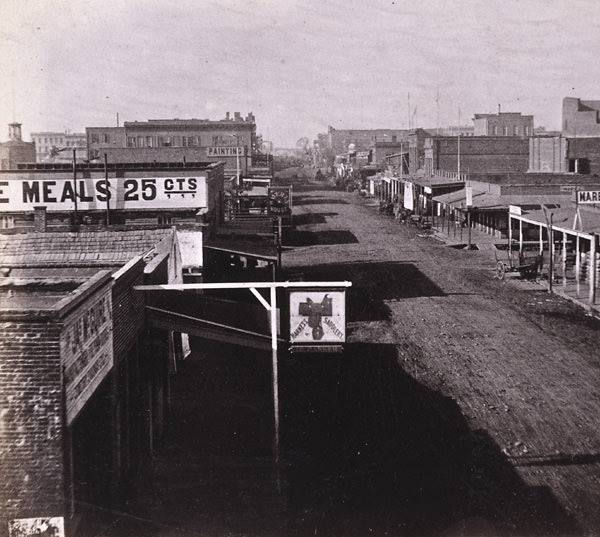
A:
514;206;600;236
434;190;571;212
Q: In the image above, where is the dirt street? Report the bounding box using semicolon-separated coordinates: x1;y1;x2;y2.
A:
96;175;600;537
279;178;600;537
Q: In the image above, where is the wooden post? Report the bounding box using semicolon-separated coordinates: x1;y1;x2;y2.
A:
590;234;597;305
576;234;580;297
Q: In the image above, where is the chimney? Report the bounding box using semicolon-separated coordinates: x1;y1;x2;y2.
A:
234;112;241;121
498;104;501;115
34;206;47;232
226;112;230;121
8;123;22;142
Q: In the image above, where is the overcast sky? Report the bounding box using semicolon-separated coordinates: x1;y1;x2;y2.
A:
1;0;599;147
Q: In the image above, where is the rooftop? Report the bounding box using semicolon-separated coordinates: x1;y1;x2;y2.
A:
0;229;173;267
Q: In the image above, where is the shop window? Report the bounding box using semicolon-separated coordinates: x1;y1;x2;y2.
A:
0;215;14;229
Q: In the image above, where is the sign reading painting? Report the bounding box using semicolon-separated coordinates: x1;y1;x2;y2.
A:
207;146;245;157
9;517;65;537
0;176;207;212
61;289;114;425
577;190;600;204
289;290;346;344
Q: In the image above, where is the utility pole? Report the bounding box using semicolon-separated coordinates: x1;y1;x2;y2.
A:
72;149;78;226
104;153;110;227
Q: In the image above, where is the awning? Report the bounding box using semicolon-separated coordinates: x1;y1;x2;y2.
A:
204;237;278;262
433;190;572;212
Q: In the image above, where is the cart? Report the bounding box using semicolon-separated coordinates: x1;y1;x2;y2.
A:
494;241;543;280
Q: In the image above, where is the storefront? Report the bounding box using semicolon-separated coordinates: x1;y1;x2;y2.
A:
0;229;182;536
509;204;600;309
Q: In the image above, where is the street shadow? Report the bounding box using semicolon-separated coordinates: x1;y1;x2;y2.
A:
284;262;445;322
280;342;580;537
293;197;350;206
293;212;338;226
288;230;359;247
290;184;339;193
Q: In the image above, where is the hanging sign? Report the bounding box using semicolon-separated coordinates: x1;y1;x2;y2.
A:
288;289;346;348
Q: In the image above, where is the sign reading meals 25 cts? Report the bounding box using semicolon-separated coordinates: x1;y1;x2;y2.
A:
0;176;207;211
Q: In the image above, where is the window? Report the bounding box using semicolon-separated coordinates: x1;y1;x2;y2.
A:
127;137;136;147
503;126;508;136
0;215;14;229
137;136;145;147
514;126;519;135
160;136;172;147
91;133;99;144
102;133;110;143
524;126;529;136
146;136;153;147
173;136;181;147
492;126;498;135
158;215;172;225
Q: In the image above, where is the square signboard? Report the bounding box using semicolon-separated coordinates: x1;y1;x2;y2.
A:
288;289;346;345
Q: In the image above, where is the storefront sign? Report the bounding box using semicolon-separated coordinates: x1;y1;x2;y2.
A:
269;187;292;215
289;290;346;345
207;146;245;157
9;517;65;537
403;182;414;210
577;190;600;204
61;289;114;425
0;176;207;212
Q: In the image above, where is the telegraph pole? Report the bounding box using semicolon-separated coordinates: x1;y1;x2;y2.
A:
104;153;110;227
72;149;78;226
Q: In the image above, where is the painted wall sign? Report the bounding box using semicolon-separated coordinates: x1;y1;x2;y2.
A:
9;517;65;537
61;289;114;425
207;146;245;157
289;290;346;344
577;190;600;204
0;176;207;212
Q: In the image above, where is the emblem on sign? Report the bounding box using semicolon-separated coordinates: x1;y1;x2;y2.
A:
289;290;346;344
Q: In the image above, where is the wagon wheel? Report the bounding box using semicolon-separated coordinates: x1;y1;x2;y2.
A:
496;261;506;280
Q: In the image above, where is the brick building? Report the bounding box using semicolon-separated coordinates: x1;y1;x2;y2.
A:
424;136;530;177
529;135;600;175
0;229;181;536
0;124;35;170
563;97;600;137
325;126;412;155
0;161;224;237
86;112;266;178
473;111;534;137
30;131;87;163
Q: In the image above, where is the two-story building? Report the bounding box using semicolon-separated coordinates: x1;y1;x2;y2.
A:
86;113;261;178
